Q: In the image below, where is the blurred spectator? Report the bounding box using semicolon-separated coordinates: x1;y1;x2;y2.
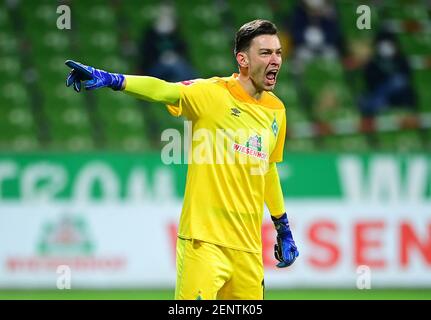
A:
138;2;197;82
137;3;197;148
279;0;346;121
344;37;373;71
358;29;417;118
287;0;345;66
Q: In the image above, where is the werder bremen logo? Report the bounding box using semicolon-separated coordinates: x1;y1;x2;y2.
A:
38;215;94;256
272;114;278;136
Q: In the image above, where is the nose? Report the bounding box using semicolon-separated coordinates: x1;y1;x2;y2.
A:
270;52;281;66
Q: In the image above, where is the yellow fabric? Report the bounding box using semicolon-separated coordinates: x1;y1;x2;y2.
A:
175;238;264;300
265;162;286;217
123;75;181;105
169;74;287;253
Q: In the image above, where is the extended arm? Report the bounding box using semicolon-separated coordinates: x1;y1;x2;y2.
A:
265;162;299;268
65;60;181;105
123;76;180;105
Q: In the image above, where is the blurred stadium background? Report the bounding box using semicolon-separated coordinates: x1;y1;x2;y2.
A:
1;0;431;300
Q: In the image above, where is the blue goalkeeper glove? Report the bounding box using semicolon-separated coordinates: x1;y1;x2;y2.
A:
65;60;125;92
272;213;299;268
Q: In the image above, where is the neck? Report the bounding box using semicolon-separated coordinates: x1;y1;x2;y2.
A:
237;72;263;100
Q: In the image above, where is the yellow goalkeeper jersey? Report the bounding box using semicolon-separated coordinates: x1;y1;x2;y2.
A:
167;74;286;253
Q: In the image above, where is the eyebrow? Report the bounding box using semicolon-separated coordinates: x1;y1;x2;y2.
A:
259;48;282;52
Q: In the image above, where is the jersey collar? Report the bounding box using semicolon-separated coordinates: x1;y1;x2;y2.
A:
226;73;283;110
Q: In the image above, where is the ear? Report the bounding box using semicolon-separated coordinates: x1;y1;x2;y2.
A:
236;52;249;68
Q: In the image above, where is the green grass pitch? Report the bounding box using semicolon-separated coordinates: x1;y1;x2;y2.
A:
1;289;430;300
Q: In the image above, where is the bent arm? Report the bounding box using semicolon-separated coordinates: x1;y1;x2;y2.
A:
264;162;285;219
123;75;181;105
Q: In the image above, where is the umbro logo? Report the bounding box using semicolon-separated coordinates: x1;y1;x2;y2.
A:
230;107;241;117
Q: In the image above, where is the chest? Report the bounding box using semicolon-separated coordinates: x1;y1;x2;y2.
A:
194;100;282;156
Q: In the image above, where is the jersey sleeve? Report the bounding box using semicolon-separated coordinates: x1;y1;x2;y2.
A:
124;75;181;104
264;162;286;216
166;80;212;120
269;110;286;163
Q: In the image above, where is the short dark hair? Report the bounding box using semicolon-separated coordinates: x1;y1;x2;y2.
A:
234;19;278;56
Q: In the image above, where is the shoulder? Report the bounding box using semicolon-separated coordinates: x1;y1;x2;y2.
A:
205;76;234;89
179;77;226;95
179;77;225;87
263;91;286;110
181;77;234;95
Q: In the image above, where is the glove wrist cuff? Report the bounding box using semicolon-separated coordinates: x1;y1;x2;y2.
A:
271;213;292;238
110;73;125;91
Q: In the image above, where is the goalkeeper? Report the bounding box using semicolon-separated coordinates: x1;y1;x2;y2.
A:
65;19;298;300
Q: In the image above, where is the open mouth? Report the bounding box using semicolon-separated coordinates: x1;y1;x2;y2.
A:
265;70;278;85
